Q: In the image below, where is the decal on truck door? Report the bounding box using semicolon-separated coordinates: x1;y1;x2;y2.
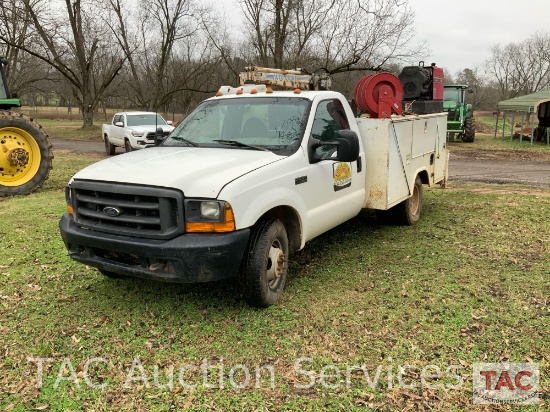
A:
333;162;352;191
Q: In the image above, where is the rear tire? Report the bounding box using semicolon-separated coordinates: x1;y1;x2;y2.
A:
462;117;475;142
124;139;133;152
377;176;423;226
104;137;116;155
240;218;289;307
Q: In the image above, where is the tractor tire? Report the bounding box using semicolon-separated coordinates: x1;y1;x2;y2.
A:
0;111;53;196
462;117;475;142
240;218;289;307
104;137;116;155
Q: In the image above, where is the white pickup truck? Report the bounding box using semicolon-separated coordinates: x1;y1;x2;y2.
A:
102;111;174;154
60;83;448;307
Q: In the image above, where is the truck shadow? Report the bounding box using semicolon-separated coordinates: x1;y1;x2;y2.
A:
88;202;435;311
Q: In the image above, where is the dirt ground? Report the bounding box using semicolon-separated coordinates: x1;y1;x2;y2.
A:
449;151;550;189
50;138;550;189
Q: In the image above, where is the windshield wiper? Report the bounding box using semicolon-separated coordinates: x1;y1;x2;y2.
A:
170;136;198;147
213;139;269;152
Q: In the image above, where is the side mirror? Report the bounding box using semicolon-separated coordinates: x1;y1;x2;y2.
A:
308;129;360;163
335;130;360;162
115;121;123;127
166;120;173;125
155;127;164;146
468;88;474;94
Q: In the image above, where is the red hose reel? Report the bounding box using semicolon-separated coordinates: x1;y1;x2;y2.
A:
353;73;403;118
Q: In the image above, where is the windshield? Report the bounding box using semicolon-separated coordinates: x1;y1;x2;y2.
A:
443;88;462;104
163;97;310;155
126;114;167;127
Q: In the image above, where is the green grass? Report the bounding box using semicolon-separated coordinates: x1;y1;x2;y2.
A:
0;152;548;411
448;132;550;159
37;119;102;142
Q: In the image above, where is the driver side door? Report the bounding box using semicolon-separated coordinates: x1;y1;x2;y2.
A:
300;98;365;240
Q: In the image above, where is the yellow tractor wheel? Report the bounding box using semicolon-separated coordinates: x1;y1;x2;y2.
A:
0;111;53;196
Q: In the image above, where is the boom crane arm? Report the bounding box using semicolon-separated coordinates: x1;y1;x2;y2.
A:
239;66;332;91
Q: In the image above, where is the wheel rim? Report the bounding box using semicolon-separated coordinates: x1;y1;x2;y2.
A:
0;126;41;187
265;241;286;289
409;185;420;216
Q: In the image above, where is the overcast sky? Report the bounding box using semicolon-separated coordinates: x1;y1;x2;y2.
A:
214;0;549;77
411;0;550;76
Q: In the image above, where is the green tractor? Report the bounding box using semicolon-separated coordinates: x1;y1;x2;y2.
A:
443;85;475;142
0;56;52;195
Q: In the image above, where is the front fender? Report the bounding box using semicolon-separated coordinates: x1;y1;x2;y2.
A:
226;186;307;247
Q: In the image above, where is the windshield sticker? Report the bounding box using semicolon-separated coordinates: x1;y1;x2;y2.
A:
333;162;352;191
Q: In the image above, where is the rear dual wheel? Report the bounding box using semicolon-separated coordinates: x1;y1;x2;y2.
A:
0;111;53;196
377;176;423;225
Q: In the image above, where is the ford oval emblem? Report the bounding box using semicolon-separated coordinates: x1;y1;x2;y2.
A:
103;206;122;217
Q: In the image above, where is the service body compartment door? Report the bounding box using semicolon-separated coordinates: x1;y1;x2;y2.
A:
387;119;413;206
433;113;448;183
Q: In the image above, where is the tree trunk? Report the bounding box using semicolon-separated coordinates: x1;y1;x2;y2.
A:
82;103;94;128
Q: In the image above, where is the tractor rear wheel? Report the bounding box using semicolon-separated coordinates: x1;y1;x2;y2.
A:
462;117;475;142
0;111;53;196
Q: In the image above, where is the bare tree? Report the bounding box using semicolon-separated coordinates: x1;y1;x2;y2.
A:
455;67;493;109
0;0;53;96
0;0;125;127
108;0;215;111
486;32;550;100
239;0;422;73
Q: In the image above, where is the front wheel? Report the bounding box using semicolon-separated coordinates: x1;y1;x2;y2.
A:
240;218;289;307
104;137;116;155
124;139;133;152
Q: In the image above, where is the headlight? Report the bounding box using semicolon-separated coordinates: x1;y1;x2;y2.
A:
65;186;74;215
184;200;235;233
131;131;144;137
200;201;220;219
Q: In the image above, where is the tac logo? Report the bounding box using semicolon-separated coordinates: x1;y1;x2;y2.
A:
473;363;539;404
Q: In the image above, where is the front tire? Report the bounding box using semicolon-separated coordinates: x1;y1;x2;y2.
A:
240;218;289;307
124;139;133;152
104;137;116;155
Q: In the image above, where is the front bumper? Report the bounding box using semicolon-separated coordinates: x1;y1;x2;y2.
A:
59;213;250;283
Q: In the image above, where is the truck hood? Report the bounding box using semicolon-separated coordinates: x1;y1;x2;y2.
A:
72;147;283;198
